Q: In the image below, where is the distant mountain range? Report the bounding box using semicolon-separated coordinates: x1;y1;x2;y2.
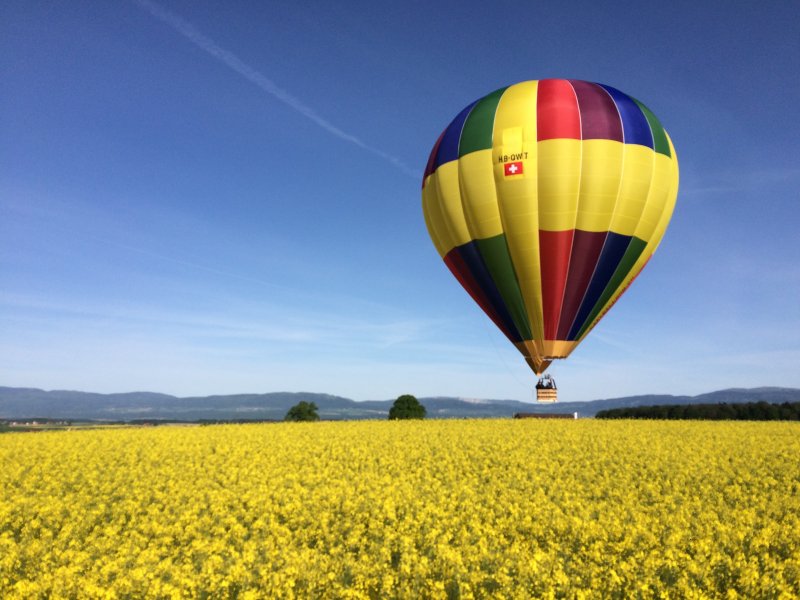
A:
1;386;798;421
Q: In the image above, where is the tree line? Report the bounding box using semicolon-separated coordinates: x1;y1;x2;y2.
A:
285;395;426;422
595;401;800;421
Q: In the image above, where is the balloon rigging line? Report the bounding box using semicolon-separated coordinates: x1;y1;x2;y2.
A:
478;317;532;395
132;0;417;178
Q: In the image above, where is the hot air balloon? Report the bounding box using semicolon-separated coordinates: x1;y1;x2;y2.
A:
421;80;678;401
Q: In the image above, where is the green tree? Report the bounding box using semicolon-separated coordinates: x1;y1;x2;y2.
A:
388;394;426;420
285;401;320;422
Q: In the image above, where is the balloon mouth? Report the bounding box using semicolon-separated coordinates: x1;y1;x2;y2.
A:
516;340;577;376
527;358;552;376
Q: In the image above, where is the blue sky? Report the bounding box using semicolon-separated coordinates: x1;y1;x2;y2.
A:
2;1;798;402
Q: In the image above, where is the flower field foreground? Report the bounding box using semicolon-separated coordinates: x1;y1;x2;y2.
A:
1;420;799;599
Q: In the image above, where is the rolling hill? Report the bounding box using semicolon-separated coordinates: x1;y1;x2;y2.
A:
1;386;798;421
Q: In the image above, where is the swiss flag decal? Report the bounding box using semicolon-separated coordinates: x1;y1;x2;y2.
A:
504;161;523;176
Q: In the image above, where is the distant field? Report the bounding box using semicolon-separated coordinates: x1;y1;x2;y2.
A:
1;420;798;598
0;421;140;433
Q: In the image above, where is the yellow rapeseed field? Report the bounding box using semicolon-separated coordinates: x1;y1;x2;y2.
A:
1;419;798;598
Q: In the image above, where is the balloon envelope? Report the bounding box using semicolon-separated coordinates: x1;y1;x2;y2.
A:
421;79;679;375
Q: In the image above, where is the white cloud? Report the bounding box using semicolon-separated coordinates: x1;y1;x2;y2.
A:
132;0;416;177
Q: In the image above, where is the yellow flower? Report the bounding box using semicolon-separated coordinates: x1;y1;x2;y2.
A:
0;420;798;597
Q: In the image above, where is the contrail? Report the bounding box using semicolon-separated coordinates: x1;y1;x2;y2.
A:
133;0;416;177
